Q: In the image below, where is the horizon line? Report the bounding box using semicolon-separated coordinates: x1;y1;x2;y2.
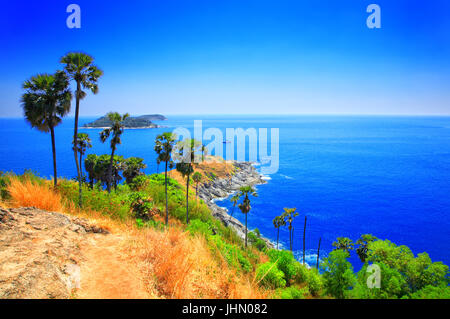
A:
2;113;450;119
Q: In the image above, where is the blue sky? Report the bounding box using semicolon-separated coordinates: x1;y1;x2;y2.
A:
1;0;449;117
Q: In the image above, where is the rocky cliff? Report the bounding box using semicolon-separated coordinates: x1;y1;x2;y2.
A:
197;162;274;248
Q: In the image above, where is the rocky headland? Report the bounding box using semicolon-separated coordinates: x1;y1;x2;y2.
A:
197;162;274;248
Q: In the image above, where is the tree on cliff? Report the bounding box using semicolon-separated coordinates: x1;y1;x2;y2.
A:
100;112;129;193
283;208;298;251
228;193;240;223
236;186;258;248
21;71;72;187
61;52;103;206
175;139;202;224
154;132;177;225
272;215;286;250
192;172;203;198
75;133;92;179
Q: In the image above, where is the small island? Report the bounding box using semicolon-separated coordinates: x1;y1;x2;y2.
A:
83;114;167;129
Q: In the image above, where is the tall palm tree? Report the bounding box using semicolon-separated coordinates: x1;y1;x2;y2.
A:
201;144;207;162
75;133;92;178
228;192;240;223
236;186;258;248
61;52;103;205
192;172;203;198
21;71;72;187
283;208;298;251
175;139;202;224
154;132;177;225
273;215;286;250
100;112;129;192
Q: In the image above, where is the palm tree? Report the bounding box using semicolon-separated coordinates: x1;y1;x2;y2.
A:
61;52;103;206
201;144;207;162
332;237;354;253
192;172;203;198
175;139;202;224
272;215;286;250
21;71;72;187
283;208;298;251
123;157;147;184
303;215;307;264
154;132;177;225
316;237;322;270
228;193;240;223
100;112;129;192
236;186;258;248
355;234;377;262
75;133;92;178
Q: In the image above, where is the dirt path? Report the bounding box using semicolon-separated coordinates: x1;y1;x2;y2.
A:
76;233;157;299
0;207;158;299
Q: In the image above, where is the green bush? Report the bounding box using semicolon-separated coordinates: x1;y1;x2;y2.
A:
279;286;308;299
306;269;323;297
128;175;149;191
187;219;212;237
267;249;298;283
129;192;157;220
255;262;286;289
248;229;267;251
211;236;252;273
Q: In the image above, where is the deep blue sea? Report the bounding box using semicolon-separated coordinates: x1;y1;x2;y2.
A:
1;115;450;269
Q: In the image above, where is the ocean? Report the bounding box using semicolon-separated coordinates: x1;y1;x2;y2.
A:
1;115;450;268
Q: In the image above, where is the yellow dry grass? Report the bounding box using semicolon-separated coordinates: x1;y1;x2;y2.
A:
7;177;63;212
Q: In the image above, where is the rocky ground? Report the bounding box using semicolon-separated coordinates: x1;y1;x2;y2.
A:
0;207;109;299
198;162;274;248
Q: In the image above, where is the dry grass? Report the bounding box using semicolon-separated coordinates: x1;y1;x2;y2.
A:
131;226;268;299
7;177;63;212
167;155;235;186
4;175;270;299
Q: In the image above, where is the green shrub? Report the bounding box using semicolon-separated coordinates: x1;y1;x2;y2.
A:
279;286;308;299
248;229;267;251
129;192;157;220
255;262;286;289
187;219;212;237
129;175;149;191
267;249;298;283
307;269;323;297
211;236;252;273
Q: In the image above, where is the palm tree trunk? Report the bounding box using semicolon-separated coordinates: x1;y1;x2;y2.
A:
164;161;168;225
50;124;57;188
186;173;190;224
292;227;294;251
316;237;321;270
79;152;83;177
107;149;115;193
245;212;248;248
303;216;307;265
74;81;83;207
276;228;280;250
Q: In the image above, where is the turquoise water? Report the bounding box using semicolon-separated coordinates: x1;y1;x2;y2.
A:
1;115;450;267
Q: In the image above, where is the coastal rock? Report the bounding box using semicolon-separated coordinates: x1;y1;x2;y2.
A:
198;162;274;249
